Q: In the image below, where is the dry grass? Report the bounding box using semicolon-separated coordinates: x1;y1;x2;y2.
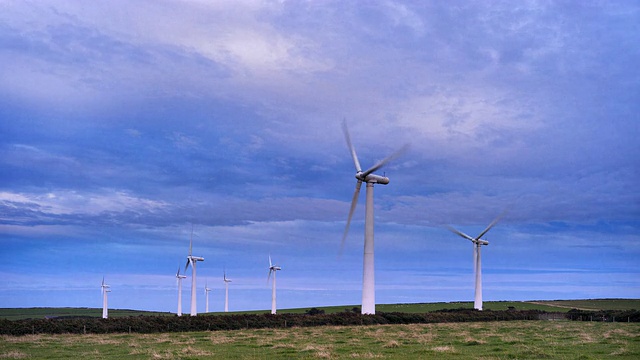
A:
348;352;383;358
383;340;399;348
1;321;638;359
0;351;29;359
432;345;455;352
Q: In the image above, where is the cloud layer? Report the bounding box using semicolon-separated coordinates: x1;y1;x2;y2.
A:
1;0;638;312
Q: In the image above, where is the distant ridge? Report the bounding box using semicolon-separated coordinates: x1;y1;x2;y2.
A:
1;299;638;320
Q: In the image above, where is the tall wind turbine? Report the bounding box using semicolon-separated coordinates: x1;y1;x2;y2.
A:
175;267;187;316
204;280;212;313
101;277;110;319
223;270;232;313
185;230;204;316
340;121;407;315
447;214;503;311
268;255;281;315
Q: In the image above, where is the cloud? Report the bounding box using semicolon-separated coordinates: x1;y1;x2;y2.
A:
0;0;638;311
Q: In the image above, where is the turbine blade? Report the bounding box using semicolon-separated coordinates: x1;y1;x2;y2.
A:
340;180;362;256
475;211;506;241
189;226;193;256
361;144;409;178
342;120;362;173
446;225;475;242
269;254;272;268
268;268;272;283
185;258;191;272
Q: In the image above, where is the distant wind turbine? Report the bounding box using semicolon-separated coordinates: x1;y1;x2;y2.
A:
185;229;204;316
101;277;111;319
340;120;408;315
268;255;281;315
175;267;187;316
447;213;504;311
204;280;212;313
223;270;232;313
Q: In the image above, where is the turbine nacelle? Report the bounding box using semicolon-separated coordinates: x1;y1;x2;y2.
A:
185;255;205;270
356;172;390;184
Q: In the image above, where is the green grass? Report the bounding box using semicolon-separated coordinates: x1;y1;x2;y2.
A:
205;299;640;316
529;299;640;311
0;307;173;321
2;299;638;320
1;321;638;359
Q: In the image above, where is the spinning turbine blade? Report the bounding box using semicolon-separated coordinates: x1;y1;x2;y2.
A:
342;120;362;172
340;180;362;255
475;212;505;241
361;144;410;178
446;225;475;242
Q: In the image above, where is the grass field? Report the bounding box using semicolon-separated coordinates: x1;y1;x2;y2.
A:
206;299;640;316
0;308;173;321
1;320;638;359
2;299;639;320
529;299;640;311
0;299;640;320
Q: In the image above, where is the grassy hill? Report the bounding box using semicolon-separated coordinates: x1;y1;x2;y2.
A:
2;299;638;320
0;307;173;321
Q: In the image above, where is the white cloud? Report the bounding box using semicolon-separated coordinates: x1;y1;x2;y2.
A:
0;189;167;216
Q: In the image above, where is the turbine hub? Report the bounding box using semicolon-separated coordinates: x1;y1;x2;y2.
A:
355;172;390;184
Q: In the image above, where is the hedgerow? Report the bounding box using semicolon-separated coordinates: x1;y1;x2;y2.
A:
1;309;637;336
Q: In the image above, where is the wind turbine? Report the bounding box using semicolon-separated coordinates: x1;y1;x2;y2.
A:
101;277;110;319
268;255;281;315
204;280;212;313
185;229;204;316
447;213;503;311
223;270;232;313
175;267;187;316
340;121;407;315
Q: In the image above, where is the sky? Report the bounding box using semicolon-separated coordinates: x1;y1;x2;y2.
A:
0;0;638;314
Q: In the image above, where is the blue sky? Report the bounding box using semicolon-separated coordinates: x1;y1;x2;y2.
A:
1;1;638;313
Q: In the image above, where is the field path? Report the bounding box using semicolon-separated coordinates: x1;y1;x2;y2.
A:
524;301;596;311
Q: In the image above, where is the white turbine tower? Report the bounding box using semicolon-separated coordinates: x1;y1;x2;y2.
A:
223;270;232;313
101;277;110;319
340;121;407;315
204;280;212;313
268;255;281;315
175;267;187;316
447;214;503;311
185;230;204;316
